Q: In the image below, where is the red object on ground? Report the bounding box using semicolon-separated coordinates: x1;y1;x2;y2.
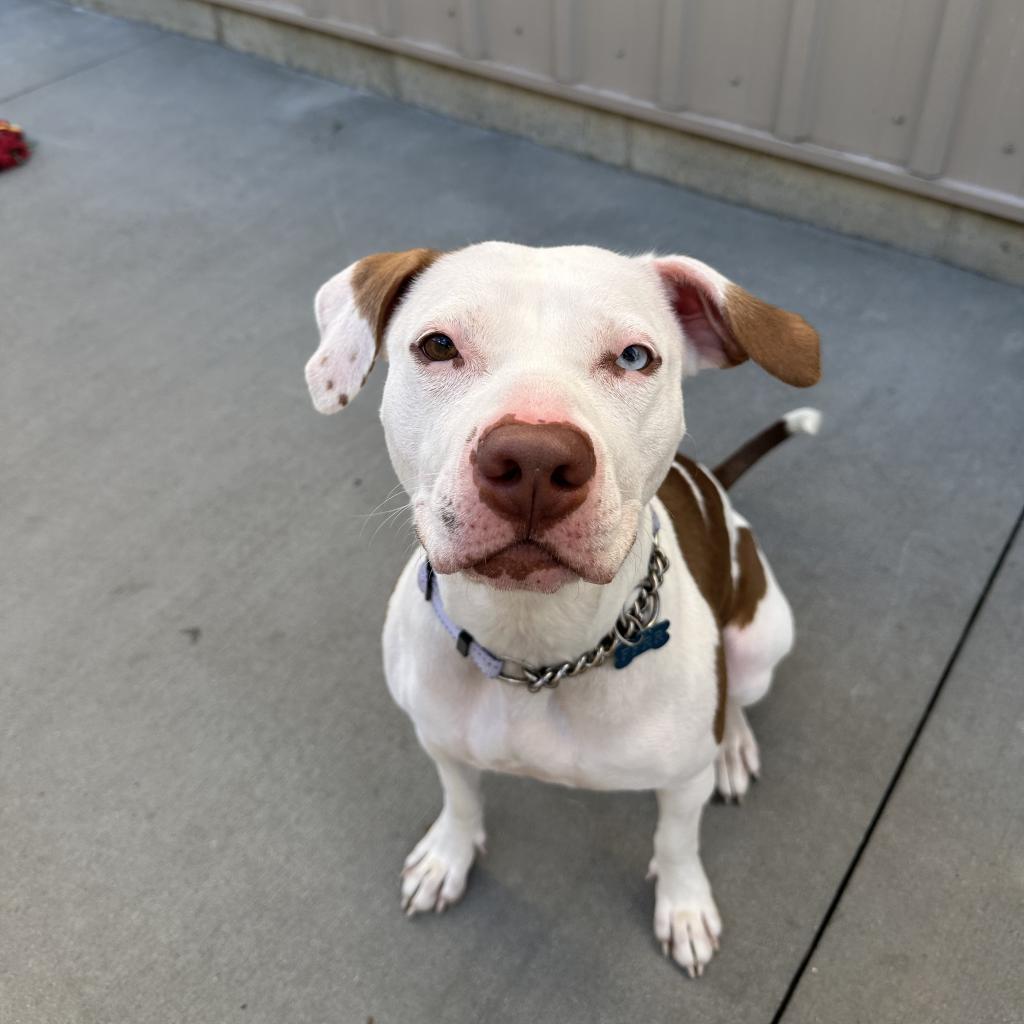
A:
0;120;31;170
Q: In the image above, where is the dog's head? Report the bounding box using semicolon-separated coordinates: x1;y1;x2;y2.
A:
307;242;819;593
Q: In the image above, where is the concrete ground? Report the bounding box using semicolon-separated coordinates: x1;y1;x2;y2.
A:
2;3;1023;1022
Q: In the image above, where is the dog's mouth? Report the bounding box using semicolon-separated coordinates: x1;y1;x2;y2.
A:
472;540;568;579
464;540;581;592
419;501;635;592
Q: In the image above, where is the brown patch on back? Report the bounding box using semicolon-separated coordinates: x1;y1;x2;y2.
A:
723;284;821;387
351;248;441;350
730;527;767;628
659;457;734;624
657;459;735;741
714;642;727;744
657;457;770;742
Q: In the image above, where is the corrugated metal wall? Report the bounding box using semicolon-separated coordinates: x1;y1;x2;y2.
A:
215;0;1024;222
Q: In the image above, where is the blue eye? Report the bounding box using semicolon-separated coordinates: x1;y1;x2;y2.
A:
615;344;653;371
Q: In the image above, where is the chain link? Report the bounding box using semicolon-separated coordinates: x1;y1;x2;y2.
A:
497;532;669;692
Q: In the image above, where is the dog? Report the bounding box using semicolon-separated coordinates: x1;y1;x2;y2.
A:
305;242;821;976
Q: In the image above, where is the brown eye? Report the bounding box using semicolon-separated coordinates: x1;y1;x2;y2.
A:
419;333;459;362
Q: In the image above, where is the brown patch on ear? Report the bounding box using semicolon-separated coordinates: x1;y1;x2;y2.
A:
351;248;441;350
722;284;821;387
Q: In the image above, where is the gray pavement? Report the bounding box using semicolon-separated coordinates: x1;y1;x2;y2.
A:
2;3;1023;1022
785;521;1024;1023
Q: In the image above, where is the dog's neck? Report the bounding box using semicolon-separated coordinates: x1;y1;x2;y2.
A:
435;506;657;668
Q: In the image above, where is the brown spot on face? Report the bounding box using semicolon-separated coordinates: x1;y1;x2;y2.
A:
319;355;328;366
326;380;334;390
338;393;348;407
351;248;442;350
438;503;458;533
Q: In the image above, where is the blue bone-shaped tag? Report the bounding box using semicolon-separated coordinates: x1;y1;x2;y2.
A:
613;620;670;669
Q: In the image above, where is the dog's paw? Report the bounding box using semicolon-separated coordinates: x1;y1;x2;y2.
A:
653;878;722;978
400;814;484;915
714;701;760;803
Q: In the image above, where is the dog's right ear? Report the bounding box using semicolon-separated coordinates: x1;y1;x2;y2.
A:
305;248;441;413
652;255;821;387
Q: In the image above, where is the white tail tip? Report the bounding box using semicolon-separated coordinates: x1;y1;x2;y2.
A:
784;407;822;436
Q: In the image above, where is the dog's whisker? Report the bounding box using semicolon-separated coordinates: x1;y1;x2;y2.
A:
358;500;413;522
369;507;415;543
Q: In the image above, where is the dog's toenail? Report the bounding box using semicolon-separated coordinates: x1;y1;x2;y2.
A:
338;393;348;406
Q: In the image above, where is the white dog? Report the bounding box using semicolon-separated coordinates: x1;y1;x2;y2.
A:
305;242;821;976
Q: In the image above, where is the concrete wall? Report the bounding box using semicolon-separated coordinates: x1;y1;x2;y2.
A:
68;0;1024;285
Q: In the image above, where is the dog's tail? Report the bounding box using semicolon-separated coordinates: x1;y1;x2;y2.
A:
712;408;822;490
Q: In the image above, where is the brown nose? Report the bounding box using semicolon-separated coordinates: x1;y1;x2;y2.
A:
474;422;596;530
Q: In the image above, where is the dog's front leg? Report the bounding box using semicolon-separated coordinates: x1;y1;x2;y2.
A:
649;766;721;976
401;747;486;915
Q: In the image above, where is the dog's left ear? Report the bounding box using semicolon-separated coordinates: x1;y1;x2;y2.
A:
653;255;821;387
305;247;441;413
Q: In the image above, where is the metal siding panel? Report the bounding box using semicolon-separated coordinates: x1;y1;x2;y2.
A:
684;0;791;130
482;0;554;75
811;0;910;157
207;0;1024;215
286;0;374;23
296;0;367;22
396;0;460;50
655;0;693;110
578;0;661;101
873;0;947;166
552;0;581;82
908;0;987;178
774;0;822;141
374;0;399;35
943;0;1024;193
456;0;486;60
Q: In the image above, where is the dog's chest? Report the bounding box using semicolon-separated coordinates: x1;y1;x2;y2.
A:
384;563;720;791
456;673;715;789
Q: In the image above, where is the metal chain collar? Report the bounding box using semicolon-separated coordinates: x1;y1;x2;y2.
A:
496;531;670;692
